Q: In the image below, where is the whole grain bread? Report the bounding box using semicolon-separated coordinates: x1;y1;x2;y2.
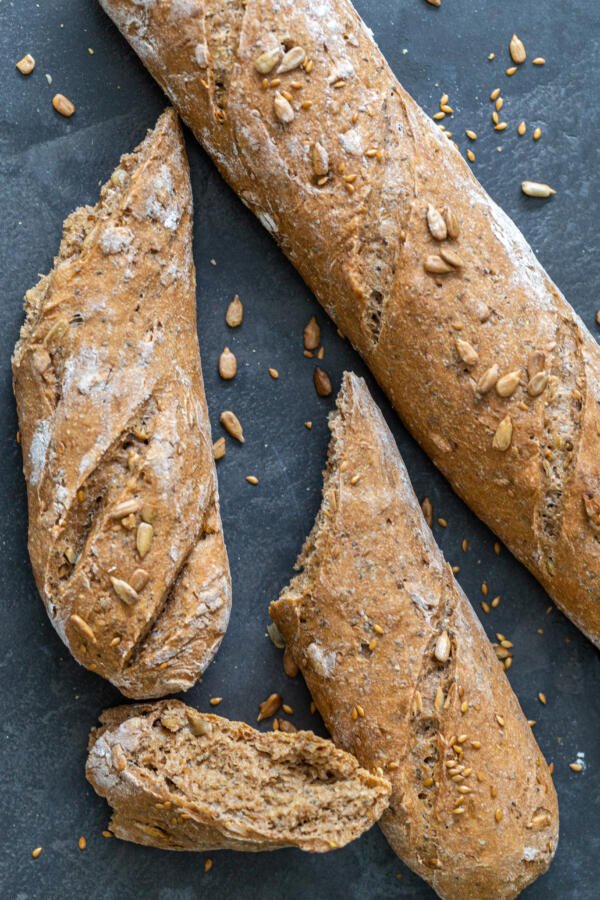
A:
270;373;558;900
12;108;231;698
86;699;391;852
99;0;600;647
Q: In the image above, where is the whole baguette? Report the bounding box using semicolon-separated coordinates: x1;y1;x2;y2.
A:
86;699;392;852
270;373;558;900
12;108;231;698
99;0;600;646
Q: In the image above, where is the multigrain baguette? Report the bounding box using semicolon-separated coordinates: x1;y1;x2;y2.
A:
12;108;231;698
99;0;600;646
86;699;392;852
270;373;558;900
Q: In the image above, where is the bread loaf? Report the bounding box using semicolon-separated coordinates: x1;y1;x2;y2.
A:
12;108;231;698
99;0;600;646
86;699;392;852
270;373;558;899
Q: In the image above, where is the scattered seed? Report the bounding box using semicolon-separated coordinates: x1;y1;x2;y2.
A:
433;111;446;121
255;47;282;75
522;181;556;198
313;366;332;397
509;34;527;64
518;120;527;136
466;148;476;162
482;601;491;613
490;88;501;101
304;316;321;350
276;46;306;74
69;614;97;643
538;692;547;705
421;497;433;527
437;517;448;527
220;410;244;442
102;831;112;839
492;110;499;125
505;66;518;76
52;94;76;117
491;595;501;608
496;369;521;398
258;693;282;721
492;416;513;451
465;129;477;141
456;338;479;366
218;347;237;380
477;364;500;394
427;204;448;241
488;52;495;60
569;762;583;773
226;295;243;327
136;522;154;559
532;57;546;66
213;437;226;460
304;421;313;429
495;97;504;112
443;206;460;239
16;54;36;75
110;577;139;605
204;858;213;873
78;836;86;851
274;92;294;124
495;122;508;132
245;475;259;485
209;697;223;707
434;630;451;663
426;0;441;6
533;127;542;141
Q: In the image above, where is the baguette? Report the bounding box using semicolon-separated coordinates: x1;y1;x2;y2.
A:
99;0;600;646
12;108;231;698
86;699;392;852
270;373;558;900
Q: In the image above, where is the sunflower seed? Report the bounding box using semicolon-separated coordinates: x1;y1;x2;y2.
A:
496;370;521;398
110;577;139;605
213;437;226;460
109;498;141;519
267;621;285;648
257;692;282;721
219;347;237;380
522;181;556;198
220;410;244;442
304;316;321;350
456;338;479;366
136;522;154;558
527;351;546;377
492;416;513;451
440;246;463;268
187;709;213;736
313;367;332;397
509;34;527;64
477;364;500;394
443;206;460;240
424;254;453;274
274;91;295;123
69;614;97;644
434;630;451;662
277;45;306;74
427;205;447;241
130;568;150;592
226;294;243;327
255;47;282;75
528;371;549;397
311;141;329;177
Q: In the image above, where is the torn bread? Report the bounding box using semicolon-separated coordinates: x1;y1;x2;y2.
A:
86;699;392;852
271;373;558;899
12;108;231;698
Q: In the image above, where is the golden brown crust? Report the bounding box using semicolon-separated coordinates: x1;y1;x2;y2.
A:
99;0;600;646
12;108;231;698
270;373;558;900
86;699;392;852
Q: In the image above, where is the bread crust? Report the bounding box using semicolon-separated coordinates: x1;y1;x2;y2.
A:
12;108;231;698
270;373;558;900
99;0;600;646
86;699;392;852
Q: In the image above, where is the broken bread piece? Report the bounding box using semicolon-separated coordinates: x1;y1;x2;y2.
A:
86;699;391;852
12;108;231;698
271;373;558;899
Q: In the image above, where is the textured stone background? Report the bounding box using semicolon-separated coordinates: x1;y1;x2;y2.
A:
0;1;598;897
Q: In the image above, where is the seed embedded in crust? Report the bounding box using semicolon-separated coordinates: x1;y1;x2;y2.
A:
52;94;76;117
69;614;97;644
492;416;513;451
439;246;463;269
255;47;282;75
496;370;521;398
304;315;321;350
257;692;282;721
212;437;226;460
130;569;149;592
111;743;127;772
313;366;332;397
421;497;433;527
424;254;453;274
110;577;139;605
136;522;154;558
274;91;295;124
522;181;556;198
477;364;500;394
187;709;213;737
528;371;549;397
495;808;504;823
434;630;451;663
427;204;447;241
443;206;460;240
311;141;329;177
276;46;306;74
226;294;243;327
509;34;527;64
218;347;237;380
220;410;244;442
16;54;35;75
455;338;479;366
283;646;299;678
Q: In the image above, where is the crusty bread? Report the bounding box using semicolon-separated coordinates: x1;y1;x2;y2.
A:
12;108;231;698
86;699;391;852
270;373;558;899
99;0;600;647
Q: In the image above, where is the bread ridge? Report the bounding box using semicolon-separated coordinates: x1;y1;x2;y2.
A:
270;373;558;900
98;0;600;646
12;108;231;698
86;698;392;852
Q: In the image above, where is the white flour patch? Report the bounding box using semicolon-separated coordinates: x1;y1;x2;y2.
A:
29;419;52;485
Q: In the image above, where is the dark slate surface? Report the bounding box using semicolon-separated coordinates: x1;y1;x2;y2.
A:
1;1;599;898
